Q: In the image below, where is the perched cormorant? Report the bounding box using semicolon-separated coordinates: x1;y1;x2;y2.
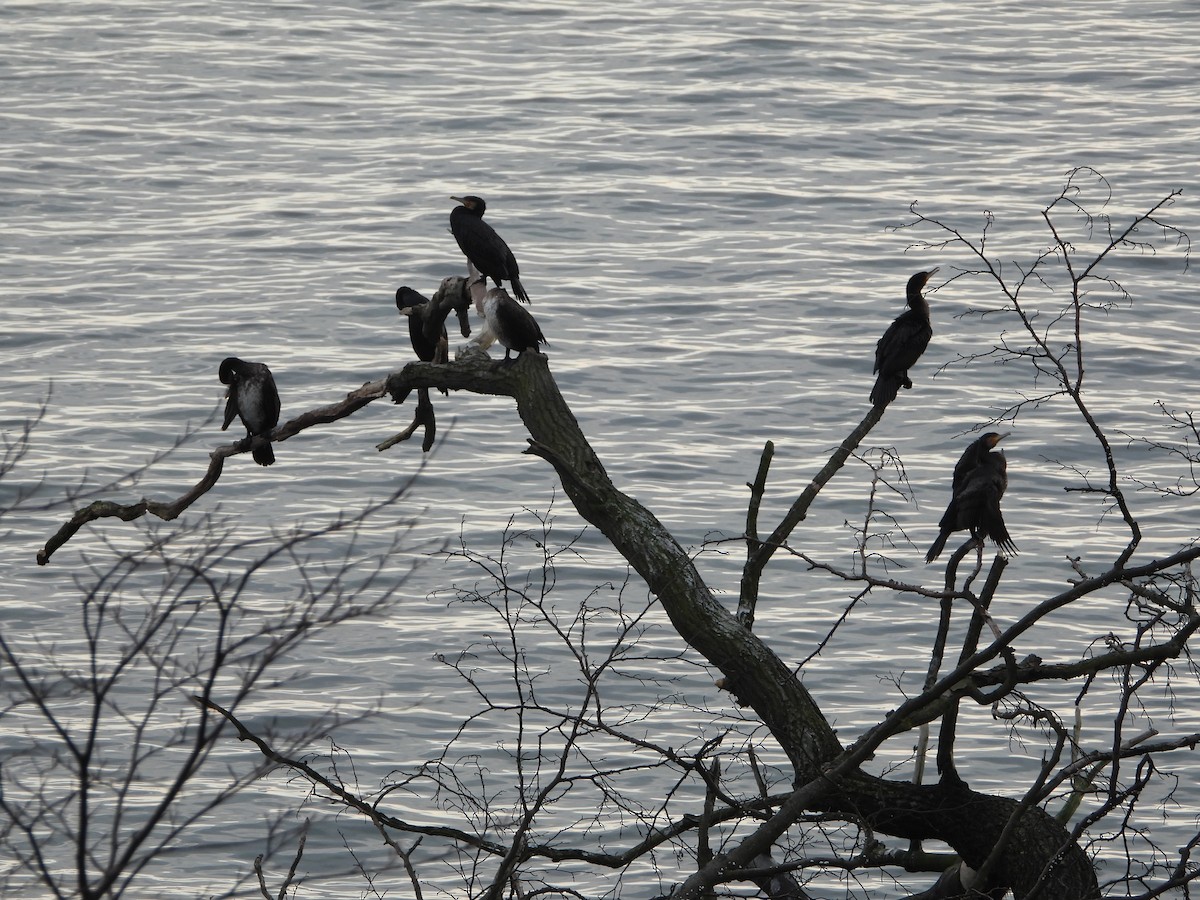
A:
450;195;530;304
219;357;281;466
395;286;446;363
395;285;450;398
925;432;1017;563
482;287;546;363
871;268;938;407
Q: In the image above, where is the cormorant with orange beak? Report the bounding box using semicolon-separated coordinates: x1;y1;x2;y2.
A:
449;195;530;304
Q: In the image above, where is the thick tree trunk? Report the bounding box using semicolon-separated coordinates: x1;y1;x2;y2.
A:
831;773;1096;898
386;351;1099;899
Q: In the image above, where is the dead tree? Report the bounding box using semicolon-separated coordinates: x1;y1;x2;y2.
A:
33;173;1200;899
4;469;425;898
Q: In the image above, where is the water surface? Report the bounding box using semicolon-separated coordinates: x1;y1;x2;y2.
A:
3;1;1199;896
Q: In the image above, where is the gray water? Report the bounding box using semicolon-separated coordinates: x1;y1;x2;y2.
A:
3;1;1200;897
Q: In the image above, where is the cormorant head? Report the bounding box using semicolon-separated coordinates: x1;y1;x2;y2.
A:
983;432;1009;449
451;195;487;215
904;267;940;308
908;267;940;293
395;286;429;315
218;357;243;385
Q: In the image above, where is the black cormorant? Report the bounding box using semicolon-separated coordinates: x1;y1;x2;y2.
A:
395;286;446;363
482;287;546;363
871;268;938;407
925;432;1017;562
450;195;530;304
395;285;450;398
219;357;281;466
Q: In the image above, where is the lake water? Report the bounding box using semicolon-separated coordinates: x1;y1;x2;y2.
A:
3;1;1199;897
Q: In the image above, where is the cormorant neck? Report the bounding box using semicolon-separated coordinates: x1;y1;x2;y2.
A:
907;287;930;317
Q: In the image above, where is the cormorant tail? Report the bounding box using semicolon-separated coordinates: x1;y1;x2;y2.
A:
251;439;275;467
870;373;902;407
511;276;530;305
925;529;951;564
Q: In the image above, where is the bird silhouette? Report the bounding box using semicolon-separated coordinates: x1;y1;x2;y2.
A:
219;357;280;466
449;195;530;303
395;285;451;400
871;268;938;406
926;432;1017;563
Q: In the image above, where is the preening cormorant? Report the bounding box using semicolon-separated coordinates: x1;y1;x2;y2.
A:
482;287;546;363
925;432;1017;563
395;286;446;363
871;268;938;407
395;285;451;398
450;195;530;304
219;357;281;466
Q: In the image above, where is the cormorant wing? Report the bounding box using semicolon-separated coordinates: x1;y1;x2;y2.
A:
222;390;239;432
261;370;281;430
495;295;545;349
874;310;932;375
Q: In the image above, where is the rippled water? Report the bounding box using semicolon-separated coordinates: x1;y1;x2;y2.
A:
3;1;1199;897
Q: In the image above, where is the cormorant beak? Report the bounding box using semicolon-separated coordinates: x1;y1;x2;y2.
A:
450;195;465;204
989;432;1010;448
925;266;940;282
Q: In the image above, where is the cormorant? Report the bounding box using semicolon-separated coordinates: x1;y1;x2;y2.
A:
395;285;450;398
871;268;938;407
925;432;1017;562
482;287;546;363
395;286;446;363
450;195;530;304
219;357;281;466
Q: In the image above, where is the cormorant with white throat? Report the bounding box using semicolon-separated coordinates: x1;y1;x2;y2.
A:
482;287;546;363
450;195;530;304
871;268;938;407
219;357;281;466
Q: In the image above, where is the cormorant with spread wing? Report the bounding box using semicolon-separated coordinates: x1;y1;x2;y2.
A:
450;195;530;304
871;268;938;407
925;432;1017;562
219;357;281;466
